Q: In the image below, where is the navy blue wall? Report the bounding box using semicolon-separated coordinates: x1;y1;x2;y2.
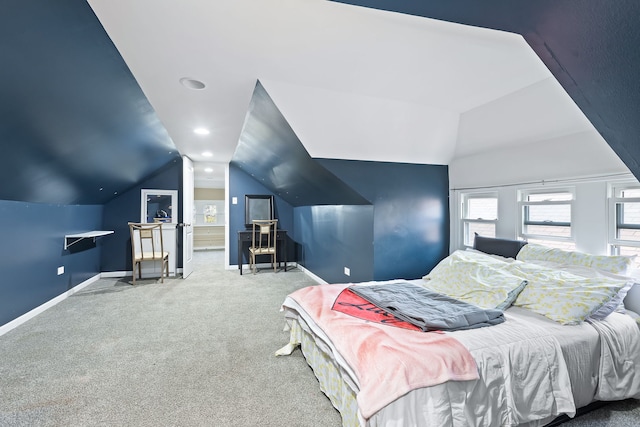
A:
229;159;449;284
0;200;103;326
294;205;375;283
318;159;449;281
101;159;183;273
228;164;295;268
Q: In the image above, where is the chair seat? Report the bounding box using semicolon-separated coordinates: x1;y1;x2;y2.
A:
249;247;275;255
135;251;169;261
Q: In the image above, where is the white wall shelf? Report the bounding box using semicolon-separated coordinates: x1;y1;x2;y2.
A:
64;230;114;250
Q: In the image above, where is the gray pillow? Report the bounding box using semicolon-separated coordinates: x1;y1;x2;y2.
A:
474;233;527;259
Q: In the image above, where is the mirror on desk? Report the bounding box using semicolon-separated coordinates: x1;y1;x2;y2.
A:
141;189;178;224
245;194;274;228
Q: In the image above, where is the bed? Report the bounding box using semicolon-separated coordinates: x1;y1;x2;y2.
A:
277;237;640;426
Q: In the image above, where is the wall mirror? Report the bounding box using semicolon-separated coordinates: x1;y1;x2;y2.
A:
245;194;274;228
141;189;178;224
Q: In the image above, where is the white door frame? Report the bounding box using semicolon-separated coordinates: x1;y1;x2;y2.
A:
182;156;195;279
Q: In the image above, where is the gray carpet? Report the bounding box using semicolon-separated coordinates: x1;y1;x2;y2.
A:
0;250;639;426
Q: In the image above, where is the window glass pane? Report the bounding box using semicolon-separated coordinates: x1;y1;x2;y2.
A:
465;222;496;246
524;224;571;237
527;192;572;202
466;198;497;220
527;238;576;251
619;202;640;226
617;228;640;241
526;204;571;223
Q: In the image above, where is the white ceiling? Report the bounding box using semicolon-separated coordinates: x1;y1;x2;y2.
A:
87;0;602;188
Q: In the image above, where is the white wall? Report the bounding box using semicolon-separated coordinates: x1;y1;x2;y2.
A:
449;130;629;190
450;180;615;254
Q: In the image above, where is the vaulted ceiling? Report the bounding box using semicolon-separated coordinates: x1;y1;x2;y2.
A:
2;0;639;204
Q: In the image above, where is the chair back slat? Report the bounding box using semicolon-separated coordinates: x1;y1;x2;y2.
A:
128;222;169;284
249;219;278;273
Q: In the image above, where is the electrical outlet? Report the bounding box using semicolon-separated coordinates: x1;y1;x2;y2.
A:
57;266;64;275
344;267;350;276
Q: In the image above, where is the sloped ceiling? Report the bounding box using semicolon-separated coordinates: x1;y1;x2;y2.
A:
0;0;178;205
232;81;370;207
331;0;640;174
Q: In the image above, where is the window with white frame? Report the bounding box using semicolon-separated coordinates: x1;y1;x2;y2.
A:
609;184;640;269
519;189;576;250
461;193;498;247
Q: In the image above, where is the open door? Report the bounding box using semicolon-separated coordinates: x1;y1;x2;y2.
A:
182;155;195;279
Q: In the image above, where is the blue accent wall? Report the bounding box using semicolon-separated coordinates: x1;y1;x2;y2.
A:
229;159;449;283
0;200;103;326
101;159;183;273
318;159;449;280
294;205;375;283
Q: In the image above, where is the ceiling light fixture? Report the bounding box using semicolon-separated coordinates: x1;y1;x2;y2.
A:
204;167;213;173
179;77;206;90
202;151;213;157
194;128;210;135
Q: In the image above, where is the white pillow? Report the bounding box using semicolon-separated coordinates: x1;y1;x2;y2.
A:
516;243;633;275
424;250;527;311
507;261;630;325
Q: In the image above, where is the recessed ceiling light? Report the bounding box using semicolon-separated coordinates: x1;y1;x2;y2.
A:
179;77;206;90
202;151;213;157
204;167;214;173
194;128;210;135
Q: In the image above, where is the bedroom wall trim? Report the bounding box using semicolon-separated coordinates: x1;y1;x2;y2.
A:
296;263;329;286
0;273;101;337
450;172;636;192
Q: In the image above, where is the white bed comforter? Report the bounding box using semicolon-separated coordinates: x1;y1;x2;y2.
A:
366;308;575;427
367;309;640;427
590;312;640;400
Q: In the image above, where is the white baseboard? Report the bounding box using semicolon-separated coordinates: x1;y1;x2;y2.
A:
296;264;327;285
229;262;298;273
0;273;102;337
100;270;180;279
100;271;128;278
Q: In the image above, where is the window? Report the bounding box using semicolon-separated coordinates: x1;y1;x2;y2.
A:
461;193;498;247
609;184;640;269
519;189;575;250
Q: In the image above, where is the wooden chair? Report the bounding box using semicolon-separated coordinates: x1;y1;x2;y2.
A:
128;222;169;284
249;219;278;274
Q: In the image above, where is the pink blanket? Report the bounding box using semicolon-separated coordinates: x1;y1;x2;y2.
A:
287;283;479;419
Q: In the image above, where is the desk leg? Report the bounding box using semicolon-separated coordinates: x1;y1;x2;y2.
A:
283;238;287;272
238;239;243;275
